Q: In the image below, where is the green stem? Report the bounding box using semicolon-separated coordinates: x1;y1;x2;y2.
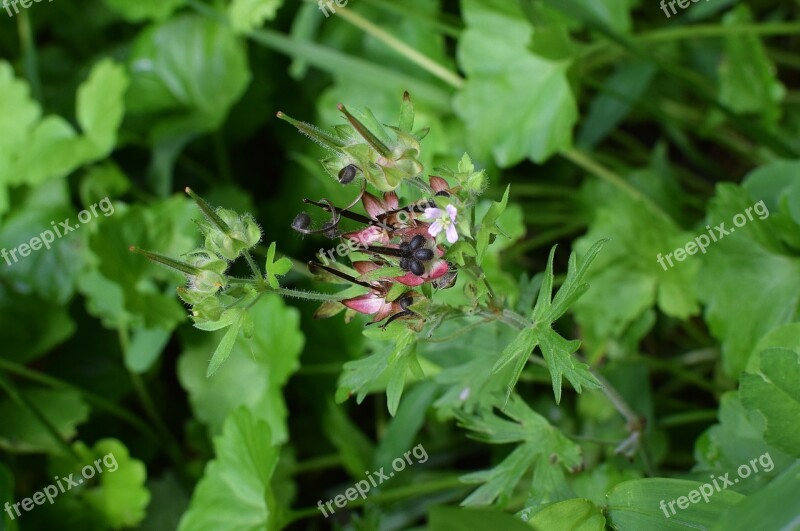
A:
243;250;266;289
17;10;41;102
290;454;343;474
118;326;191;484
335;4;464;89
658;410;719;428
562;148;673;223
270;287;350;302
0;358;159;441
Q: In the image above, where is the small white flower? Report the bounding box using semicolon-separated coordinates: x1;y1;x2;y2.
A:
424;205;458;244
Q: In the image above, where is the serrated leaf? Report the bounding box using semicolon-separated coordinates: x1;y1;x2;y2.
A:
206;312;245;377
454;1;577;166
179;295;303;443
76;59;129;157
538;326;599;404
739;349;800;457
0;388;89;454
229;0;283;34
178;408;281;531
456;395;581;507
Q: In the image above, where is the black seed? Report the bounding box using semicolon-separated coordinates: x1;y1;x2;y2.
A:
413;248;434;261
338;164;358;184
399;257;413;271
409;235;426;250
435;190;450;197
410;259;425;276
399;242;411;253
292;212;311;230
398;295;414;310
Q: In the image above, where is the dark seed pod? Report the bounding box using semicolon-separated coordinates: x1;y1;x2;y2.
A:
409;234;426;250
291;212;311;231
399;242;411;253
322;220;338;239
398;295;414;310
413;248;434;261
338;164;358;184
399;257;413;271
409;259;425;276
435;190;451;197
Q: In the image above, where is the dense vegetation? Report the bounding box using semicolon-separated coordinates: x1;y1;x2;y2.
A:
0;0;798;530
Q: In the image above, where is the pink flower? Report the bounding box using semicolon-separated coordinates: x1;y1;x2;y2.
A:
424;205;458;244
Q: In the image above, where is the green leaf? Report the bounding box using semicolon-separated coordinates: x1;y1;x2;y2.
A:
323;402;375;479
739;349;800;457
126;15;251;192
337;326;420;415
606;478;744;530
712;461;800;531
125;326;172;374
103;0;186;21
697;182;800;377
50;438;150;528
229;0;283;34
178;295;304;443
265;242;291;288
694;393;793;490
574;188;700;342
454;1;577;166
718;5;785;126
491;326;538;402
538;327;596;405
0;186;85;305
456;395;581;507
78;196;196;330
527;498;606;531
475;185;510;263
178;408;281;531
0;388;89;454
206;312;244;377
76;59;129;157
429;506;531;531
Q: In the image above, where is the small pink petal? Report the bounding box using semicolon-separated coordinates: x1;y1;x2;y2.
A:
343;294;385;315
428;220;444;236
395;224;431;240
428;260;450;280
374;301;395;322
446;224;458;243
393;272;426;287
446;204;458;221
343;227;388;245
383;192;399;211
424;207;442;220
352;261;379;275
429;176;449;192
362;193;385;219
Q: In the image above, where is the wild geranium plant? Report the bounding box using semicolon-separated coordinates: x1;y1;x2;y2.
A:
132;93;607;424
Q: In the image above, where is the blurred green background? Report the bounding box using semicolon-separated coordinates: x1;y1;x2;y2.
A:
0;0;799;530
